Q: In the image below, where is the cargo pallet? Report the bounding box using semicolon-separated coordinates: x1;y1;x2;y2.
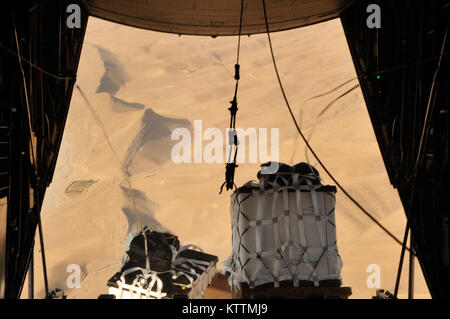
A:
107;249;218;299
233;286;352;299
205;273;351;299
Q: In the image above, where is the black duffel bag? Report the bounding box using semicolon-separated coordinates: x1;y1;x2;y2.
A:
257;161;321;186
293;162;320;184
126;229;180;272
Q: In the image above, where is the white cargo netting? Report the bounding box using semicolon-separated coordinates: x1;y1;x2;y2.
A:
106;231;218;299
224;173;343;292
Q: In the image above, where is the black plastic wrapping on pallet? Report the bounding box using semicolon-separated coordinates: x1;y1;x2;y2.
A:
257;161;321;186
106;230;218;299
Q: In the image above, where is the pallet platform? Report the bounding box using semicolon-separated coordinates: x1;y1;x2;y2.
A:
204;273;352;299
204;273;233;299
234;286;352;299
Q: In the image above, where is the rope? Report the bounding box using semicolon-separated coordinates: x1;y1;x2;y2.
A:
0;41;74;80
261;0;413;253
220;0;245;194
316;84;360;118
75;85;151;271
75;85;144;230
1;36;446;83
12;13;50;298
13;16;35;169
306;77;358;101
393;16;449;299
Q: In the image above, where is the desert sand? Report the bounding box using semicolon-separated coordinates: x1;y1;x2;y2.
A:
21;17;430;299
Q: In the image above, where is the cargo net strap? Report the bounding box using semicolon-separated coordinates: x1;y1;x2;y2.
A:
174;244;213;275
116;267;168;299
116;243;213;299
224;176;342;292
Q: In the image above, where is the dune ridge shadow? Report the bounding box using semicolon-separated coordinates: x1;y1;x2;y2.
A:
123;108;191;175
110;95;145;112
95;46;130;96
120;186;169;234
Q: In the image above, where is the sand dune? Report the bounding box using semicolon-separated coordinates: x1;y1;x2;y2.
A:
22;17;430;299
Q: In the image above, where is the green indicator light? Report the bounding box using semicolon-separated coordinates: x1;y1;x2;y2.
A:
376;75;380;79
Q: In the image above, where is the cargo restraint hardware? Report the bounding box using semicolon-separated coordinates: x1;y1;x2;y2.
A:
219;0;244;194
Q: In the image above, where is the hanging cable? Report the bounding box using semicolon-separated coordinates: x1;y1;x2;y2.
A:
306;77;358;101
0;41;73;80
76;85;151;272
261;0;413;252
220;0;245;194
1;36;447;84
393;16;449;299
12;13;50;298
316;84;360;118
75;86;144;231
